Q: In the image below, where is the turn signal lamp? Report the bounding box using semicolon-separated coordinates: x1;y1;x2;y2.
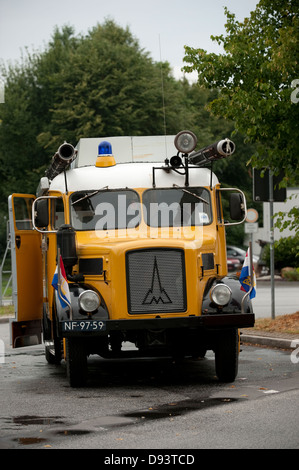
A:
96;140;116;167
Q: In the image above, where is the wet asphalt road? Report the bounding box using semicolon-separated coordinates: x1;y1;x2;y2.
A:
0;321;298;450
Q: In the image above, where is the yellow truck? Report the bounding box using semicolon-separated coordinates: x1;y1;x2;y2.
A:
8;131;254;386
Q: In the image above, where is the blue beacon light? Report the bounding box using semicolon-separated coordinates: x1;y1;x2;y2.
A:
96;141;116;167
98;141;112;155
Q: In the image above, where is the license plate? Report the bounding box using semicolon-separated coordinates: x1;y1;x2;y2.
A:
62;320;106;332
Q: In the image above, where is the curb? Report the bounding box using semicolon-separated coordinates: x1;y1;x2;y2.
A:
241;333;298;350
0;316;12;324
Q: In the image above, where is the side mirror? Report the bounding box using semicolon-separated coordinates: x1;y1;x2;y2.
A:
219;188;247;226
229;193;244;221
35;199;49;228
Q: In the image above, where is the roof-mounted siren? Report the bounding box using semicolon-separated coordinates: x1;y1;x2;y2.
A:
188;138;235;166
45;142;77;181
96;141;116;168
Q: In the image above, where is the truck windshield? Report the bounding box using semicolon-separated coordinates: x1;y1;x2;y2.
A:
142;187;212;227
70;190;141;230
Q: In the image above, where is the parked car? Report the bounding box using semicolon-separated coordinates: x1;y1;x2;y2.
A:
227;257;242;272
226;245;259;269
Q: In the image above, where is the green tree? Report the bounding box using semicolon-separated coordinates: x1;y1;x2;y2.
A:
36;20;197;150
0;20;206;251
183;0;299;187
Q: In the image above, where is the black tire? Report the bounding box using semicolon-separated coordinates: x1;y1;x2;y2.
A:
197;348;207;358
215;329;239;382
44;308;62;365
66;338;87;387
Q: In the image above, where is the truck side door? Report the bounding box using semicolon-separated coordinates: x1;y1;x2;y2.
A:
8;194;43;347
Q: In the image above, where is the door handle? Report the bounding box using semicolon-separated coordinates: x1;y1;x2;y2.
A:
16;235;21;249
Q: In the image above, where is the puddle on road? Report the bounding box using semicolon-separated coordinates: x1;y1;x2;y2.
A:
12;415;65;426
6;397;243;446
14;437;47;446
124;397;240;420
56;430;92;437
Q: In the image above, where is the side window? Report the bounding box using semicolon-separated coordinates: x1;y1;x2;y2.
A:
52;198;65;229
13;197;34;230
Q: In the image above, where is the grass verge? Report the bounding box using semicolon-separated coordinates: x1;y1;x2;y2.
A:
0;305;14;316
252;311;299;335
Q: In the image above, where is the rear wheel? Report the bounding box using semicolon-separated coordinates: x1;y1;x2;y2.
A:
66;338;87;387
215;329;239;382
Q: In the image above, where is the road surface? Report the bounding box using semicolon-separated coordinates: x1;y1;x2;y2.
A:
0;320;298;450
253;280;299;318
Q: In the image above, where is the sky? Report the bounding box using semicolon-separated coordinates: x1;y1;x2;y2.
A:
0;0;259;80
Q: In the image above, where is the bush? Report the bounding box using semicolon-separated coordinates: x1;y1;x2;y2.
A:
281;267;299;281
263;234;299;271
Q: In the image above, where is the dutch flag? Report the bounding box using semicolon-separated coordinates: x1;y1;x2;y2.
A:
239;248;256;299
52;255;71;309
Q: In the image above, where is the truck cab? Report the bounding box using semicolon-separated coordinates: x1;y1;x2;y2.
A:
8;131;254;386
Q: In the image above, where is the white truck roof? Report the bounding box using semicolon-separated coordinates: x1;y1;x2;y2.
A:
50;162;219;192
49;135;220;192
73;135;177;167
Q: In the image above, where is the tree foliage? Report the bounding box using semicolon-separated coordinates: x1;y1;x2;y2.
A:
0;19;255;252
183;0;299;186
36;21;192;149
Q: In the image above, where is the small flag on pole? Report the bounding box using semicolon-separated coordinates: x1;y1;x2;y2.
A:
239;248;256;299
52;255;71;309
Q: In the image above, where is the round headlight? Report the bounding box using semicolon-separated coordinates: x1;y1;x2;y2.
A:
174;130;197;154
210;284;232;306
79;290;100;312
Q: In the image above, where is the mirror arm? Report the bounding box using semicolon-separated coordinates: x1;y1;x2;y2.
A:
218;188;247;226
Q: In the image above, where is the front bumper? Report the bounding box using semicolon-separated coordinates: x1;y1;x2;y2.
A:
60;313;255;337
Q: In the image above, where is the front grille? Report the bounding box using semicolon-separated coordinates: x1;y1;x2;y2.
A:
126;249;187;314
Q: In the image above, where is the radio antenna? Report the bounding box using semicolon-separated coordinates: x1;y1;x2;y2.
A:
159;35;167;157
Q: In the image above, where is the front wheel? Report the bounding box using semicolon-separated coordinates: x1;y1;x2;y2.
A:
215;329;239;382
44;311;62;365
45;337;62;365
66;338;87;387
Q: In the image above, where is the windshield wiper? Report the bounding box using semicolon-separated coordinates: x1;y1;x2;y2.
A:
71;186;108;205
172;184;209;204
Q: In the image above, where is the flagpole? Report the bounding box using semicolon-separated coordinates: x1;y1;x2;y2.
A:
249;240;253;291
269;170;275;319
57;248;73;320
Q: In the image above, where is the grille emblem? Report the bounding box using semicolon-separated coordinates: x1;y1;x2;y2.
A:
142;257;172;305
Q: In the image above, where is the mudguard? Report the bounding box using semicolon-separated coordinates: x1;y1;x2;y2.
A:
202;275;253;314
